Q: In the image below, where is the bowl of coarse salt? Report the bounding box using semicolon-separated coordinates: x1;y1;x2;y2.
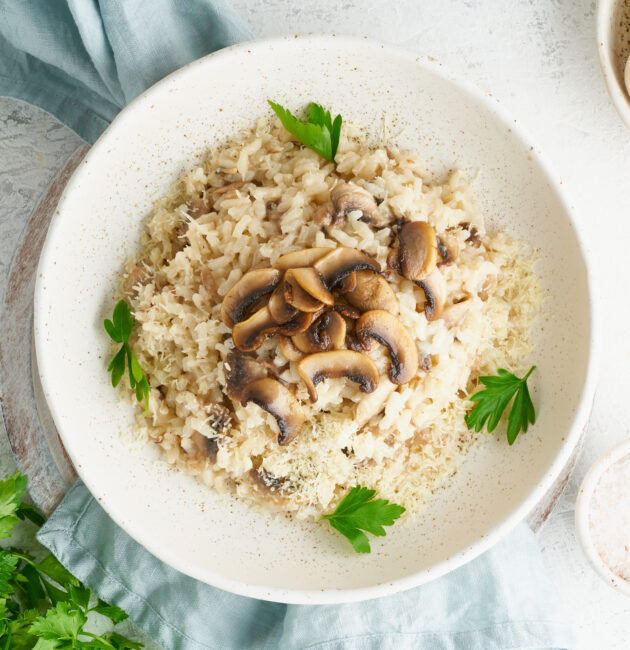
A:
576;438;630;595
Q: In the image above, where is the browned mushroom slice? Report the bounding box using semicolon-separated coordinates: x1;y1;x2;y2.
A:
279;335;303;361
331;182;377;222
292;310;347;354
297;350;379;402
232;306;310;352
441;300;470;329
390;221;438;281
313;247;381;289
333;302;361;319
221;268;281;328
416;267;447;321
274;247;332;271
240;377;305;445
124;261;154;299
355;310;419;385
313;204;334;226
268;285;298;323
284;274;323;312
436;232;459;265
225;351;271;400
207;181;246;206
285;268;334;306
337;272;357;293
345;270;400;315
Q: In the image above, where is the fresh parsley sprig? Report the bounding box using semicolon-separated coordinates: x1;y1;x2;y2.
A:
104;300;150;413
321;486;405;553
0;471;142;649
268;101;342;164
465;366;536;445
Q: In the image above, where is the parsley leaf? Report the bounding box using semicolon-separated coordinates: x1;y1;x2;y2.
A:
321;486;405;553
104;300;150;413
465;366;536;445
0;472;28;539
268;101;342;164
0;472;143;650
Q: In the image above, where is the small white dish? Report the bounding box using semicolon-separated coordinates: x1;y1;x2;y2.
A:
575;438;630;596
597;0;630;127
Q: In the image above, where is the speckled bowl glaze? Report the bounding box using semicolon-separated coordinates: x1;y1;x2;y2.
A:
34;35;597;604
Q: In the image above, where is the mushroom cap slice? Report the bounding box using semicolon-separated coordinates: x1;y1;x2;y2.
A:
331;182;377;221
391;221;438;281
345;270;400;315
279;335;303;361
355;310;419;385
332;302;361;319
284;268;334;308
441;299;470;328
437;232;459;265
221;268;281;328
232;306;312;351
292;310;347;354
225;351;270;400
337;272;357;293
297;350;379;402
274;247;332;271
313;247;381;289
240;377;305;445
416;267;447;321
268;285;298;323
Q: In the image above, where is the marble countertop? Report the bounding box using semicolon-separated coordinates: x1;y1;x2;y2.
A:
1;1;629;648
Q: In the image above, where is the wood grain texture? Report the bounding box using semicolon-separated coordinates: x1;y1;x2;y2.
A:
0;146;88;514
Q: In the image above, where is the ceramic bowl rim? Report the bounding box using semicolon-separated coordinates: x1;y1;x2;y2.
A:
34;34;600;603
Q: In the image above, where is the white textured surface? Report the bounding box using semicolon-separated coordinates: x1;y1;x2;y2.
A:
1;0;629;646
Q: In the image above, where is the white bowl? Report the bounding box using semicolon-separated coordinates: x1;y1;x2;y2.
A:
597;0;630;127
575;439;630;596
34;35;597;604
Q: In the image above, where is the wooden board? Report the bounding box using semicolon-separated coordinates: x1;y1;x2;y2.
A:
0;145;585;526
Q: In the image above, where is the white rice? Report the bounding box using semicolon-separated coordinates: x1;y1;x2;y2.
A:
120;117;540;520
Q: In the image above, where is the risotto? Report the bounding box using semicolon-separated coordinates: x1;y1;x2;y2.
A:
118;114;540;520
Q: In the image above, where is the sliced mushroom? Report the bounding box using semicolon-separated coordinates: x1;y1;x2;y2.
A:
441;300;470;329
207;181;246;206
268;285;298;323
284;268;334;307
232;306;312;351
274;247;332;271
331;182;377;222
224;351;270;401
279;335;303;361
124;261;153;299
337;272;357;293
345;270;400;315
389;221;438;281
297;350;379;402
240;377;305;445
221;268;281;328
284;274;323;312
416;267;447;321
356;376;397;426
333;302;361;319
187;195;209;219
436;232;459;265
292;311;346;354
313;247;381;289
355;310;419;385
186;432;220;463
313;204;334;226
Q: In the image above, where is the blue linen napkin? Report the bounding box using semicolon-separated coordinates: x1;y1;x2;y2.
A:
0;2;575;648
